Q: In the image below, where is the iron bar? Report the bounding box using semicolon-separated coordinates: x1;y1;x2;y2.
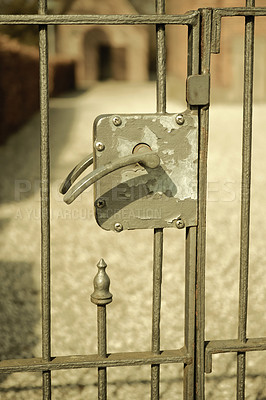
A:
205;337;266;374
39;0;51;398
1;2;263;398
1;335;266;375
150;2;166;398
39;15;51;366
211;7;265;54
195;8;212;400
0;349;191;374
155;0;166;114
0;13;199;26
91;259;113;400
183;227;197;399
183;11;200;400
151;228;163;399
213;6;265;17
237;1;255;398
98;306;107;400
187;13;200;78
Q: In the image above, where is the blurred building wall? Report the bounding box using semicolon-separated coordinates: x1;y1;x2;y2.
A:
0;34;76;143
167;0;266;102
56;0;149;85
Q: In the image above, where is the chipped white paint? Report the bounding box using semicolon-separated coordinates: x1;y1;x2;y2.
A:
159;115;177;131
143;126;158;151
162;149;174;156
116;119;197;200
117;137;134;157
147;123;197;201
166;215;181;224
162;157;175;171
168;126;197;200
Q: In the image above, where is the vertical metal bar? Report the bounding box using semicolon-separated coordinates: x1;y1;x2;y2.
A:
91;259;112;400
151;2;165;399
39;20;51;364
195;8;212;400
155;0;166;114
183;227;197;400
38;0;51;399
187;15;200;77
184;14;200;400
237;1;255;398
98;305;107;400
151;229;163;399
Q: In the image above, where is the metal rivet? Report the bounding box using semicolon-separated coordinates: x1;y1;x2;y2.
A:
112;116;122;126
96;198;106;209
176;114;184;125
114;222;123;232
176;218;185;229
95;141;105;151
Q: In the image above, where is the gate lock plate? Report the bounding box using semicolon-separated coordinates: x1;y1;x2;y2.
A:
60;110;198;231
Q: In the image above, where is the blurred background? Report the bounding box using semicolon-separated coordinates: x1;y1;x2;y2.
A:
2;0;266;143
0;0;266;399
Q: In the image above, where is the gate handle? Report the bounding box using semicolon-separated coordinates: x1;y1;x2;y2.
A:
59;153;93;195
62;152;160;205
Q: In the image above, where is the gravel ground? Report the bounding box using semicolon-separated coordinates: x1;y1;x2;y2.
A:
0;82;266;399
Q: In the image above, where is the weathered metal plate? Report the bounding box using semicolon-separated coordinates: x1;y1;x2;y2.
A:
93;111;198;231
187;74;210;106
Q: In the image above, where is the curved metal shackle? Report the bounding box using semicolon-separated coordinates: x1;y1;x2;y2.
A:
62;152;160;205
59;153;93;195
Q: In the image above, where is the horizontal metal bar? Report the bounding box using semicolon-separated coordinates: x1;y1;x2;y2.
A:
214;6;266;16
212;7;266;53
0;12;198;26
205;337;266;373
0;349;191;374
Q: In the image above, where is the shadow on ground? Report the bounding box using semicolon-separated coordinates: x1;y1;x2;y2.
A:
0;261;40;383
0;96;76;204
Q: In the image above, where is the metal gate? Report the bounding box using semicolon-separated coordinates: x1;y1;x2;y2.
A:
1;1;266;398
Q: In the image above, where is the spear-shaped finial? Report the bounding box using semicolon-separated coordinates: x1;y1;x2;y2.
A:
91;258;113;306
91;259;112;398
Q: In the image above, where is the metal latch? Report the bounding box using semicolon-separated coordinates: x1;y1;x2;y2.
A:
60;110;198;231
186;74;210;106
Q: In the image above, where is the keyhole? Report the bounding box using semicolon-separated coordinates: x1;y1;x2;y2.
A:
132;143;152;154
